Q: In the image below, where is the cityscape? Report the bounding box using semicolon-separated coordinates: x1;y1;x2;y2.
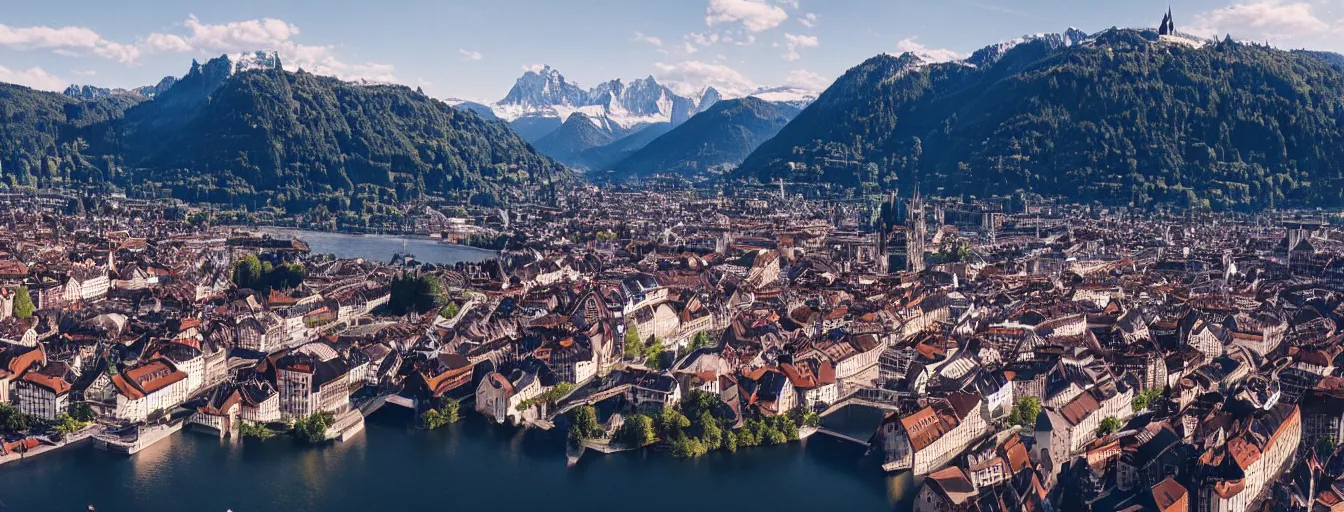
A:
4;1;1344;511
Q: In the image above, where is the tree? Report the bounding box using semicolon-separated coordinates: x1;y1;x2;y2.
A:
72;402;95;422
655;407;691;440
52;413;85;436
1097;416;1123;437
624;323;644;358
569;405;601;441
697;411;723;449
689;331;714;351
0;403;29;433
11;286;34;319
614;413;656;447
420;401;461;430
239;421;277;440
293;411;335;443
1131;389;1163;412
1007;397;1042;428
389;273;444;315
232;254;263;290
670;435;708;458
439;301;460;320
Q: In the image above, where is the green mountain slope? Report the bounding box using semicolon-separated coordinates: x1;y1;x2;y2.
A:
1;54;568;210
531;112;619;169
737;30;1344;209
608;97;800;179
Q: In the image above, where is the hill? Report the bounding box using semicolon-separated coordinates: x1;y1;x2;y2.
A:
608;97;800;179
736;30;1344;209
0;54;567;211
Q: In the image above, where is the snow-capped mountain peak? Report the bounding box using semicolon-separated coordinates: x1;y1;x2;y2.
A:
230;50;283;74
748;86;818;108
499;64;586;108
964;28;1090;68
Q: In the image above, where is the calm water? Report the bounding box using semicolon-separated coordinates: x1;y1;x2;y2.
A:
0;411;910;512
0;231;914;512
257;228;497;265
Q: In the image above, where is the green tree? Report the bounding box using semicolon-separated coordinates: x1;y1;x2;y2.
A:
689;331;714;351
697;411;723;449
389;273;444;315
239;421;277;440
614;413;656;447
11;286;34;319
569;405;601;441
439;301;460;320
1131;389;1163;412
420;401;460;430
0;403;29;433
293;411;336;443
655;407;691;440
71;403;95;422
1097;416;1123;437
670;435;708;458
52;413;85;436
624;323;644;359
1007;397;1042;428
232;254;263;290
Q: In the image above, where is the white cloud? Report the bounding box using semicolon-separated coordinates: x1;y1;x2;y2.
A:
683;41;699;54
705;0;788;32
686;32;720;47
459;49;483;61
652;60;758;98
799;12;818;28
0;65;66;91
145;15;396;82
893;37;964;63
1188;1;1332;42
0;23;140;63
145;33;192;52
73;69;97;76
633;32;663;47
522;63;546;72
783;32;818;61
784;69;831;91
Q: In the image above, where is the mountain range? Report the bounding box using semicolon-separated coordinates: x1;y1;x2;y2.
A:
7;19;1344;211
449;65;819;173
1;53;565;213
736;27;1344;209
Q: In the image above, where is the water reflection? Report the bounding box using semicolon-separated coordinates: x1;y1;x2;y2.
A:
0;403;906;512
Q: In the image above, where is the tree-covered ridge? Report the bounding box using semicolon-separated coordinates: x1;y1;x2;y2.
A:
738;30;1344;210
608;97;801;179
532;112;619;169
0;55;569;211
0;83;143;187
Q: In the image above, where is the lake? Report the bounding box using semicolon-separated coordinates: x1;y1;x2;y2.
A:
0;410;911;512
256;228;498;265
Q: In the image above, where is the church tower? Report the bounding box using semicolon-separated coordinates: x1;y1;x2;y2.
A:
906;185;926;273
1159;8;1176;36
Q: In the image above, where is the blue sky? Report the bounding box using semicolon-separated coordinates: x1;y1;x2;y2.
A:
3;0;1343;100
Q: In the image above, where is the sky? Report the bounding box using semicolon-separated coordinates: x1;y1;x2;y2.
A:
3;0;1343;101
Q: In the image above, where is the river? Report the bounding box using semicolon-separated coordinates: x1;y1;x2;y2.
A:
256;228;498;265
0;231;917;512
